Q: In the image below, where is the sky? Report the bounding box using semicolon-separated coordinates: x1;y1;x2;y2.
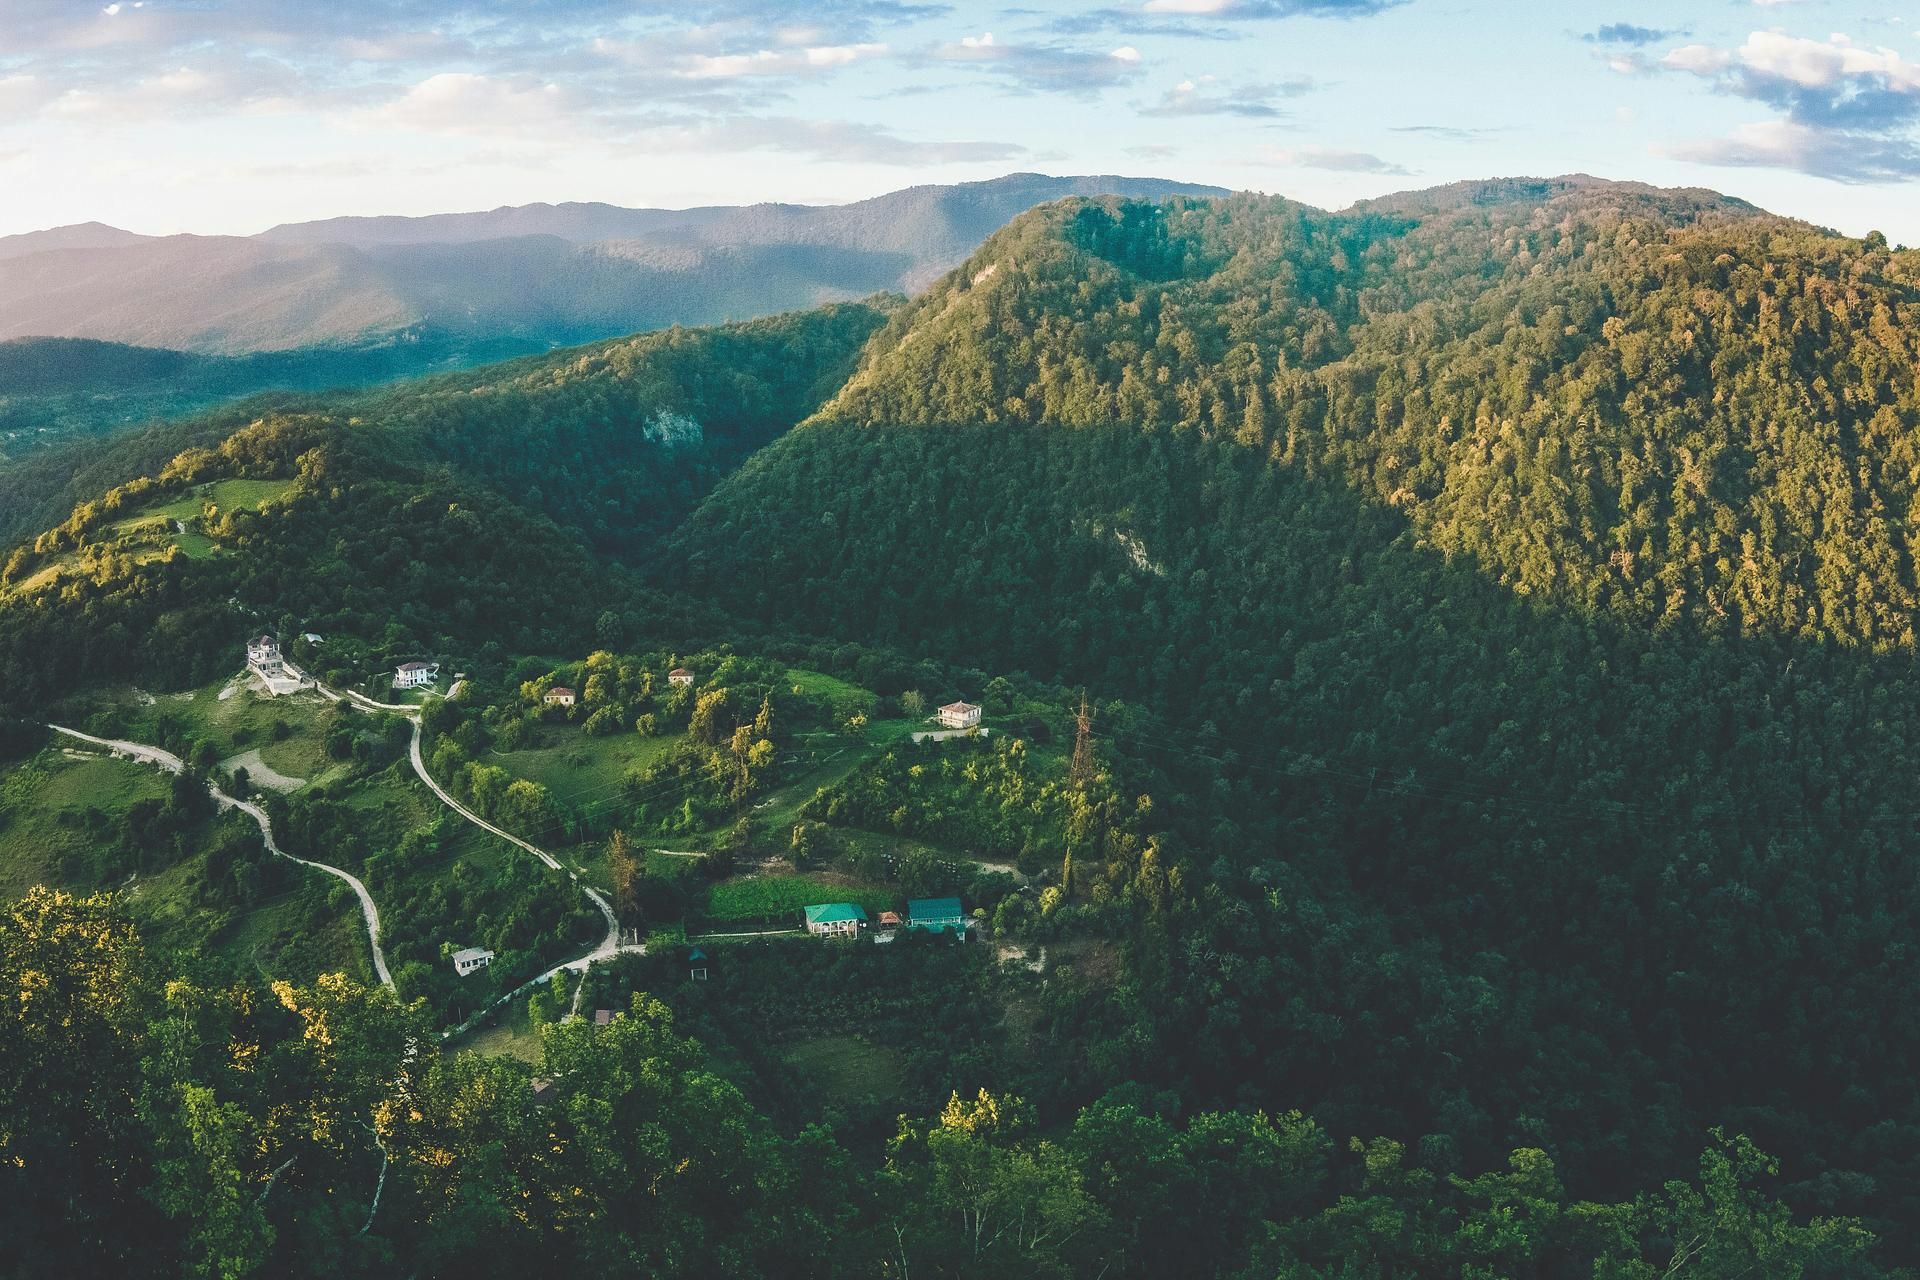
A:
3;0;1920;240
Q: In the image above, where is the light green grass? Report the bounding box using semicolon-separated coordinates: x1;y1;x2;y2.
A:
0;751;170;897
703;873;893;925
211;892;371;984
460;998;549;1065
786;669;878;719
781;1035;906;1106
121;680;341;788
143;477;297;524
490;727;684;811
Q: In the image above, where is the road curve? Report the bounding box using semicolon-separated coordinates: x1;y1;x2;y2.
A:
48;724;394;990
317;688;636;1033
401;717;631;1030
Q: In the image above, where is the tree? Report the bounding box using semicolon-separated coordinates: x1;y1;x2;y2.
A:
886;1090;1109;1278
609;829;642;926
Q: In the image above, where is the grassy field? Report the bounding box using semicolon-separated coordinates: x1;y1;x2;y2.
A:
490;726;684;811
0;750;170;897
141;477;298;524
460;996;549;1065
210;890;372;985
118;679;348;791
786;668;877;720
703;873;894;926
8;478;298;598
0;745;369;983
781;1035;906;1108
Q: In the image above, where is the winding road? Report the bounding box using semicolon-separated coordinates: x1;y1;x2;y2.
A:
55;681;640;1038
48;724;394;989
326;686;637;1033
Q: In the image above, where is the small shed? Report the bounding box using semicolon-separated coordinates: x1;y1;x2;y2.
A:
530;1078;557;1106
594;1008;614;1027
876;910;903;929
688;947;708;981
804;902;867;937
907;898;967;934
451;946;494;976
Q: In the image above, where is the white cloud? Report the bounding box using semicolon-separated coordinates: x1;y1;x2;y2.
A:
1110;45;1142;62
1662;44;1733;74
680;43;888;78
372;73;573;139
1144;0;1236;11
1662;117;1920;182
1665;31;1920;90
1738;30;1920;90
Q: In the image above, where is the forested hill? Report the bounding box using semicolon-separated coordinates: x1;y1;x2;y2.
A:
803;178;1920;649
667;180;1920;1249
0;303;887;706
0;302;888;552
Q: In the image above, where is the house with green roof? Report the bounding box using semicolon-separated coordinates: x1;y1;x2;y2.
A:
907;897;968;935
804;902;868;938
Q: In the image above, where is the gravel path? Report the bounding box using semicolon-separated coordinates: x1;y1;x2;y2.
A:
317;685;640;1035
47;724;393;989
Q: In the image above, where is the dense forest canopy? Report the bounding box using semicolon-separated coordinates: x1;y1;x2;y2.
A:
808;179;1920;649
670;181;1920;1254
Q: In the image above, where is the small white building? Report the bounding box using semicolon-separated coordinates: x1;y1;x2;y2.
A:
668;667;695;687
544;686;576;707
937;701;982;730
394;660;440;690
451;946;495;977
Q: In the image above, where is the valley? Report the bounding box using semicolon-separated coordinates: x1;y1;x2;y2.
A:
4;177;1917;1277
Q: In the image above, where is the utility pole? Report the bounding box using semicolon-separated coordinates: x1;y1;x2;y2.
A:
1070;690;1095;788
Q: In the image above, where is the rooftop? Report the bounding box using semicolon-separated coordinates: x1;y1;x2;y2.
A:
805;902;868;926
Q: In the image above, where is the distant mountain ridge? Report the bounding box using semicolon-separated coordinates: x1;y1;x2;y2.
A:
0;174;1228;355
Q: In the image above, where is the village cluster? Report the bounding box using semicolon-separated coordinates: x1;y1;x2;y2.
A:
242;631;986;982
804;895;971;941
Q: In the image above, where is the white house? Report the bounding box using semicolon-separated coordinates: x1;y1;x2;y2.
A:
544;686;577;707
246;634;280;668
937;701;982;730
451;946;494;977
394;660;440;690
668;667;695;687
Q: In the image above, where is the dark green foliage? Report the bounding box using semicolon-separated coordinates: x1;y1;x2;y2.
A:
673;185;1920;1251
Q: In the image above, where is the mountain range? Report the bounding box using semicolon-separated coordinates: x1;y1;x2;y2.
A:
0;173;1225;355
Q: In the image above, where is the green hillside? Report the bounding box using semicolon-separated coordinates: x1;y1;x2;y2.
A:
0;301;889;551
668;184;1920;1248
